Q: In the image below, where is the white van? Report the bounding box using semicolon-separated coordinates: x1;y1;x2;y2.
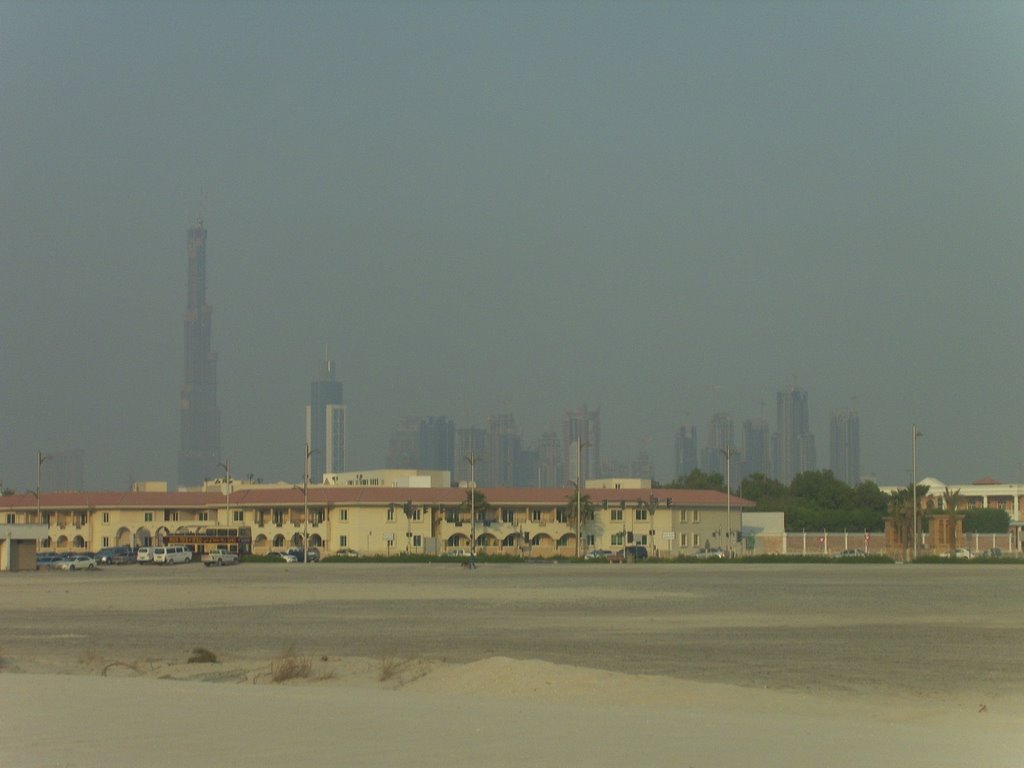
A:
153;545;193;565
136;547;155;564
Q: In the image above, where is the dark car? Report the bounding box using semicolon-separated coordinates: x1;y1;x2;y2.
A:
609;545;649;562
285;548;320;563
35;552;63;569
96;546;135;565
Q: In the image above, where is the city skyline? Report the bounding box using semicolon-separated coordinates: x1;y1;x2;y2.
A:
3;3;1023;491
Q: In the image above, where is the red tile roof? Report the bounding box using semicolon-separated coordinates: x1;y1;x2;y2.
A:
0;486;751;510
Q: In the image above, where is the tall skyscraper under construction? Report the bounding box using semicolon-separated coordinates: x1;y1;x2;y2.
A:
178;219;221;488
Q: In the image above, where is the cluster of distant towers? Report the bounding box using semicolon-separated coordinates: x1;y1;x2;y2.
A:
675;392;861;488
176;221;860;489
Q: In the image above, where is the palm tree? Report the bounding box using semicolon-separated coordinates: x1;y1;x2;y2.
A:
942;486;962;556
565;492;594;558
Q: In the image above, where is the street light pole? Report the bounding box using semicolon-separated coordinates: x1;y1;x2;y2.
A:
303;442;317;564
36;450;50;527
466;452;478;567
218;460;231;525
575;439;590;559
719;447;737;556
912;425;921;560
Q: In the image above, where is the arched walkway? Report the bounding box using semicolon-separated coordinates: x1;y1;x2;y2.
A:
115;527;132;547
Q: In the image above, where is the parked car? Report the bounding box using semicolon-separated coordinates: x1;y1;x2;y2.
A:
444;549;471;558
111;549;137;564
608;545;649;563
836;549;867;559
35;552;63;569
202;548;239;566
136;547;155;564
280;548;319;563
584;549;612;560
695;547;727;560
980;547;1003;559
96;546;135;565
955;548;974;560
153;545;193;564
57;554;97;570
334;548;360;558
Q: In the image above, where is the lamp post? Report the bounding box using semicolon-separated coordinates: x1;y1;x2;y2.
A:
719;447;737;556
575;439;590;559
912;425;922;560
303;443;318;564
465;452;478;567
36;450;50;529
218;460;231;525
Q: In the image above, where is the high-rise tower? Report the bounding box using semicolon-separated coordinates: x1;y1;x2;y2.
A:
701;412;735;476
562;406;600;485
772;386;814;485
307;358;345;482
178;219;221;487
830;410;860;485
674;425;698;480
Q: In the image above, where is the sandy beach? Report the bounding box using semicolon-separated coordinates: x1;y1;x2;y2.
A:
2;562;1022;767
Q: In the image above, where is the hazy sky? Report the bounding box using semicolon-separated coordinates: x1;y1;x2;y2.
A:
2;1;1023;492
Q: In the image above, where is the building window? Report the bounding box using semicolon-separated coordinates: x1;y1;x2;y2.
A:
611;532;624;546
637;534;648;546
679;509;688;523
164;510;178;522
412;535;422;547
233;510;244;522
387;507;395;522
338;535;348;547
530;509;541;522
692;510;701;523
5;513;14;524
501;509;515;524
199;512;209;522
586;534;595;547
102;536;109;547
611;509;623;522
144;512;153;522
635;508;648;521
102;512;110;523
339;509;348;522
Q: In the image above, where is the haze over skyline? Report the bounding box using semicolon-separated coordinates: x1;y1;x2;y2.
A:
3;2;1023;492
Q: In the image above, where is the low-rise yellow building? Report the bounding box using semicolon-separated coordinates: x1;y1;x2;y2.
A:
1;486;753;559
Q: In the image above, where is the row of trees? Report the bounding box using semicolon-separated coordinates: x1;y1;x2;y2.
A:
659;468;1010;533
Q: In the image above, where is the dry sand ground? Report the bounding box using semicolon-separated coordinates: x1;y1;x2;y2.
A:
1;562;1022;767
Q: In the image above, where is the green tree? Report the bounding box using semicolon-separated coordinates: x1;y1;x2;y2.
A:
664;468;725;492
789;470;854;510
852;480;889;517
738;473;787;506
460;488;492;523
962;508;1009;534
